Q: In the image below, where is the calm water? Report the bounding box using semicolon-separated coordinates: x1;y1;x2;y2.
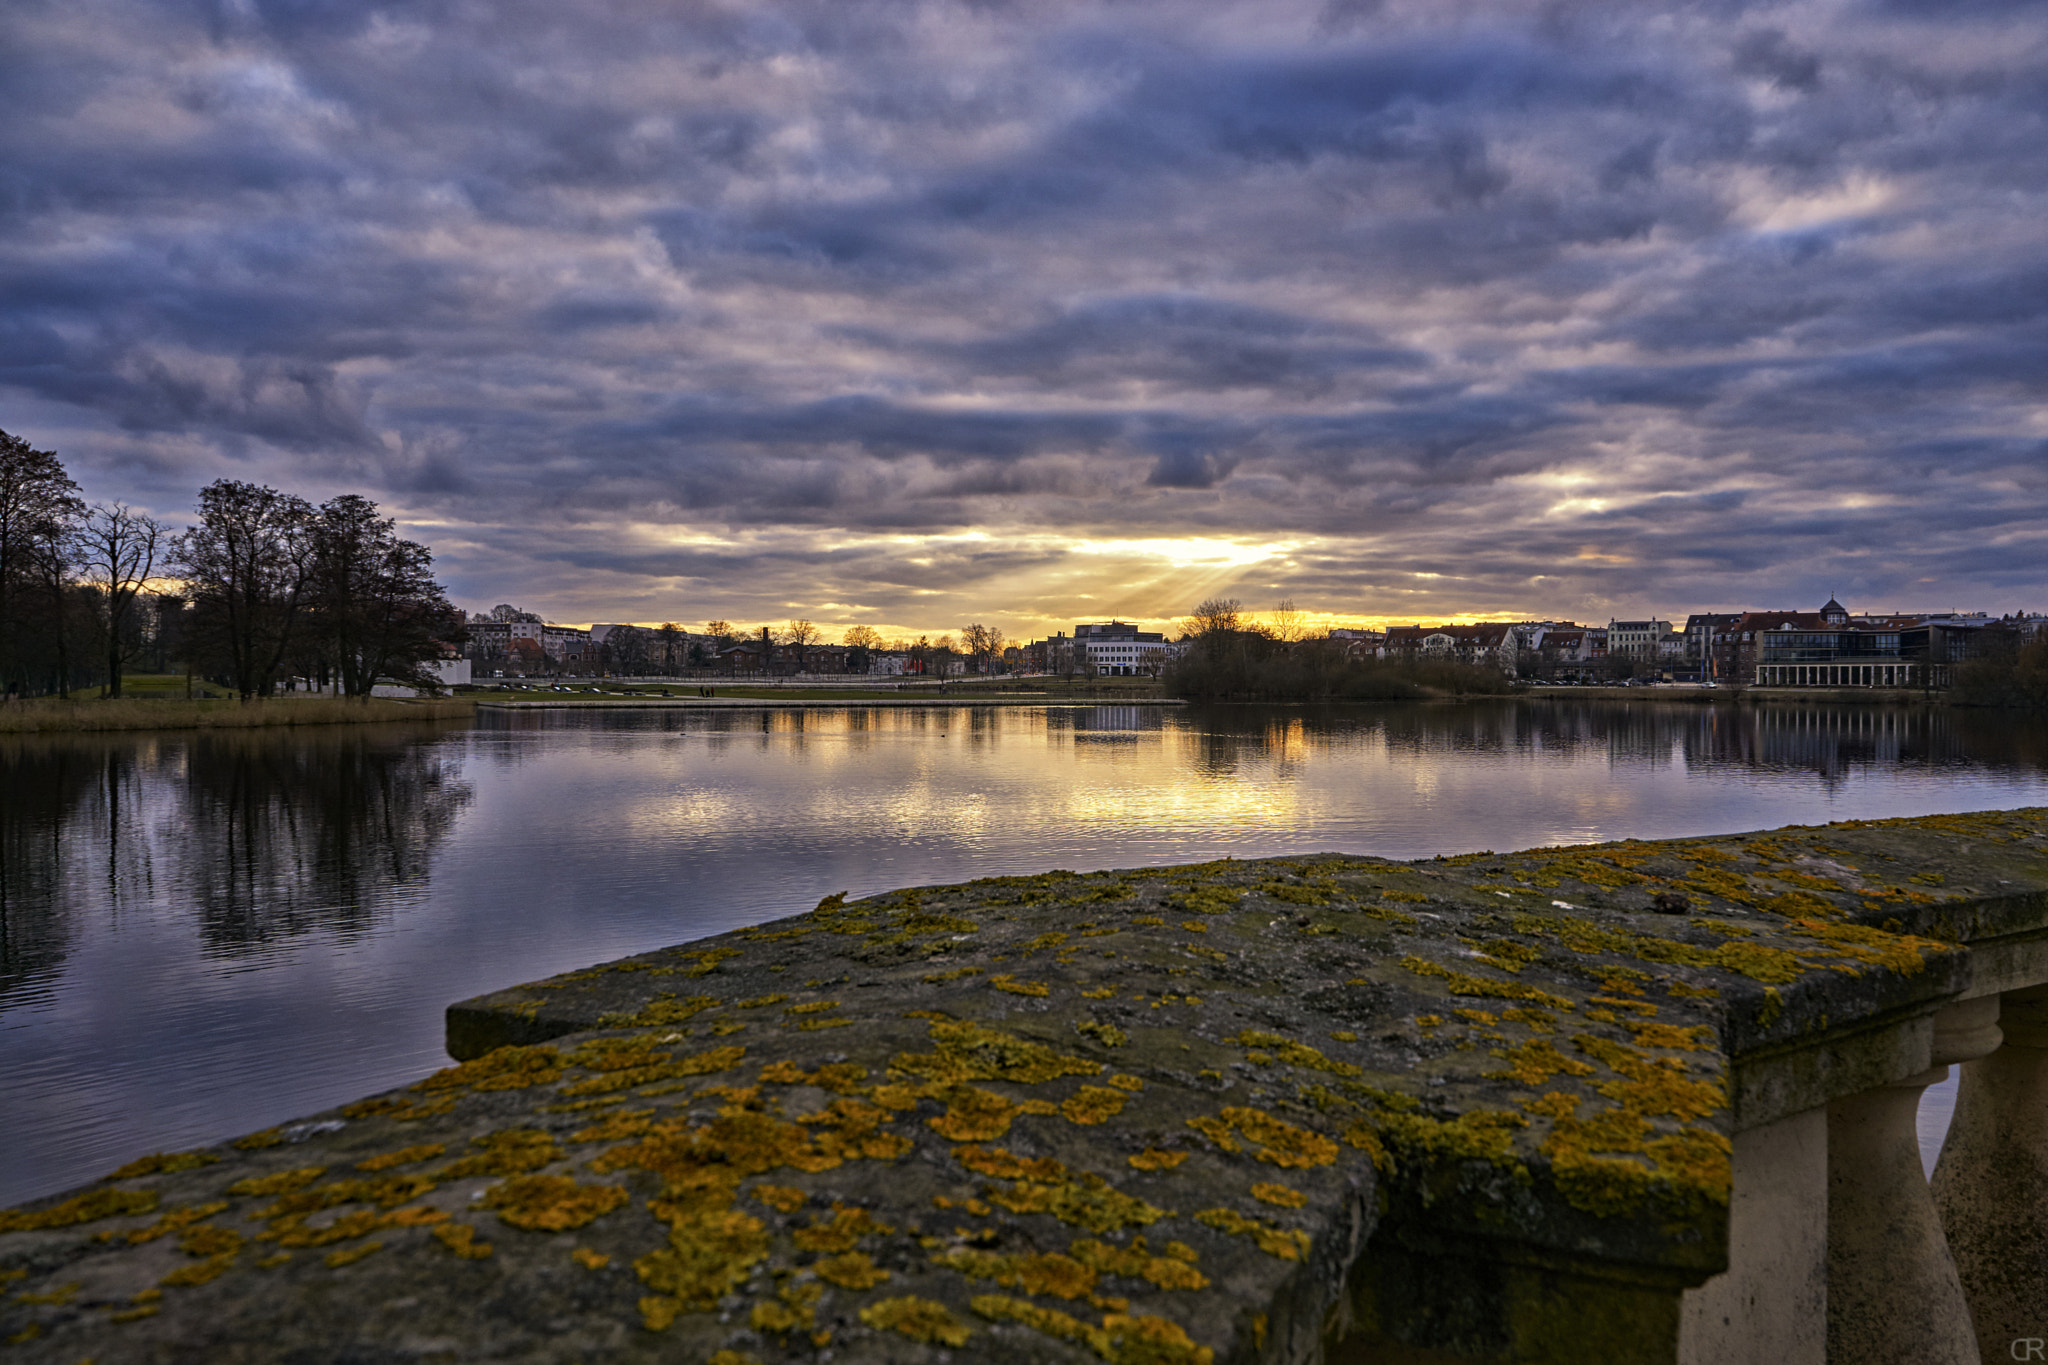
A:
7;699;2046;1205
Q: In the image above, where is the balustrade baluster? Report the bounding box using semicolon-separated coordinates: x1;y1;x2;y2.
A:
1827;996;2001;1364
1933;984;2048;1364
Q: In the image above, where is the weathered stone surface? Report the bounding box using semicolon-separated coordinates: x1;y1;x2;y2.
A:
4;808;2046;1364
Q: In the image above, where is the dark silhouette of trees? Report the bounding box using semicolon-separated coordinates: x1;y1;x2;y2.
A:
306;494;464;698
75;503;167;699
783;619;818;672
0;429;83;697
173;481;317;700
963;623;1005;674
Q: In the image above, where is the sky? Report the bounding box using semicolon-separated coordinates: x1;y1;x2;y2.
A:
4;0;2047;643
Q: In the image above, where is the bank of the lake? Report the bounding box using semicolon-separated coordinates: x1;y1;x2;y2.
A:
0;696;475;734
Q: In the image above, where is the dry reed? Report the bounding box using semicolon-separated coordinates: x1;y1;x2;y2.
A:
0;696;475;734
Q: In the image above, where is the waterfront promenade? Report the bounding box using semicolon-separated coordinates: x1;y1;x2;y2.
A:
3;810;2044;1363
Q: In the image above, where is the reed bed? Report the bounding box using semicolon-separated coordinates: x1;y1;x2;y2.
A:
0;696;475;734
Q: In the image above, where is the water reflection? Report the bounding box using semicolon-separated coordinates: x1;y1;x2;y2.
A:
1;726;470;1000
173;731;472;957
3;699;2046;1207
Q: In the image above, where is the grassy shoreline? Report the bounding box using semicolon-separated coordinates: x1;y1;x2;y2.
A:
0;696;475;734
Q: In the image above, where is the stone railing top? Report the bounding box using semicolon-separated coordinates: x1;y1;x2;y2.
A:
4;808;2045;1364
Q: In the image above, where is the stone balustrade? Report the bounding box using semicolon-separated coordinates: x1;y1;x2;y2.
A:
3;809;2045;1363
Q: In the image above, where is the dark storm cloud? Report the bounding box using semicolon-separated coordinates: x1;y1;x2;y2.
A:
4;0;2048;632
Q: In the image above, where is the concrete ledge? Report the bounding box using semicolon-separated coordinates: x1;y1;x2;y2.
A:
5;809;2044;1363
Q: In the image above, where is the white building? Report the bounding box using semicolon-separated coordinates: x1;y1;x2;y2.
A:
1072;621;1180;675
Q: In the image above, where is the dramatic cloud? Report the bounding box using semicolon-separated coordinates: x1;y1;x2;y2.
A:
4;0;2046;637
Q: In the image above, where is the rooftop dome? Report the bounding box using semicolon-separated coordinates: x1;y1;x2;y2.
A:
1822;596;1849;623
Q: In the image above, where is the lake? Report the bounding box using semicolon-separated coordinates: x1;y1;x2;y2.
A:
7;698;2047;1205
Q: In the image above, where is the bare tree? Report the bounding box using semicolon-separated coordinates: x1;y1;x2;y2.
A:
704;620;734;646
76;503;167;698
658;622;681;675
1269;599;1306;644
0;428;83;696
173;481;317;700
1183;598;1243;639
962;623;1006;674
842;624;880;651
783;619;819;673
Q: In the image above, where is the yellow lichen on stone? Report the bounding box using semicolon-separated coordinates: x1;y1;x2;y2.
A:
323;1240;383;1268
938;1246;1098;1299
104;1151;220;1181
1070;1236;1209;1291
1233;1030;1361;1077
929;1086;1026;1141
814;1250;891;1289
892;1019;1102;1085
431;1223;493;1259
1077;1020;1128;1047
988;1171;1168;1234
122;1201;230;1244
1129;1148;1188;1172
1399;958;1576;1009
635;1205;771;1324
440;1129;560;1178
955;1145;1066;1181
861;1295;972;1347
753;1184;808;1214
1108;1074;1144;1092
355;1143;446;1172
1250;1182;1307;1209
1062;1086;1129;1126
12;1282;79;1306
752;1279;821;1336
232;1128;287;1150
1489;1039;1596;1086
560;1044;746;1096
483;1174;630;1231
226;1167;327;1198
791;1205;893;1253
414;1044;563;1093
991;974;1051;997
572;1246;609;1269
1194;1208;1310;1261
1188;1107;1337;1169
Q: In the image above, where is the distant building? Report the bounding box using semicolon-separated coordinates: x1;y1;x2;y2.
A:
1381;623;1522;673
1606;618;1674;658
1753;601;2013;688
1071;622;1178;676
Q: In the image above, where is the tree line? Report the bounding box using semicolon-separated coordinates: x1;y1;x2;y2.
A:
501;616;1011;678
1164;597;1513;701
0;428;462;702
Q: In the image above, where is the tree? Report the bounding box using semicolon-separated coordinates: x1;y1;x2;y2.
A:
1184;598;1243;639
658;622;681;675
962;623;1005;674
305;494;463;698
0;428;83;696
1268;599;1306;644
705;620;734;647
75;502;167;699
604;626;651;675
843;625;881;651
783;619;819;673
174;481;317;700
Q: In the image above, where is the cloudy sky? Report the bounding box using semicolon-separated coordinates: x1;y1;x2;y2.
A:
4;0;2046;641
